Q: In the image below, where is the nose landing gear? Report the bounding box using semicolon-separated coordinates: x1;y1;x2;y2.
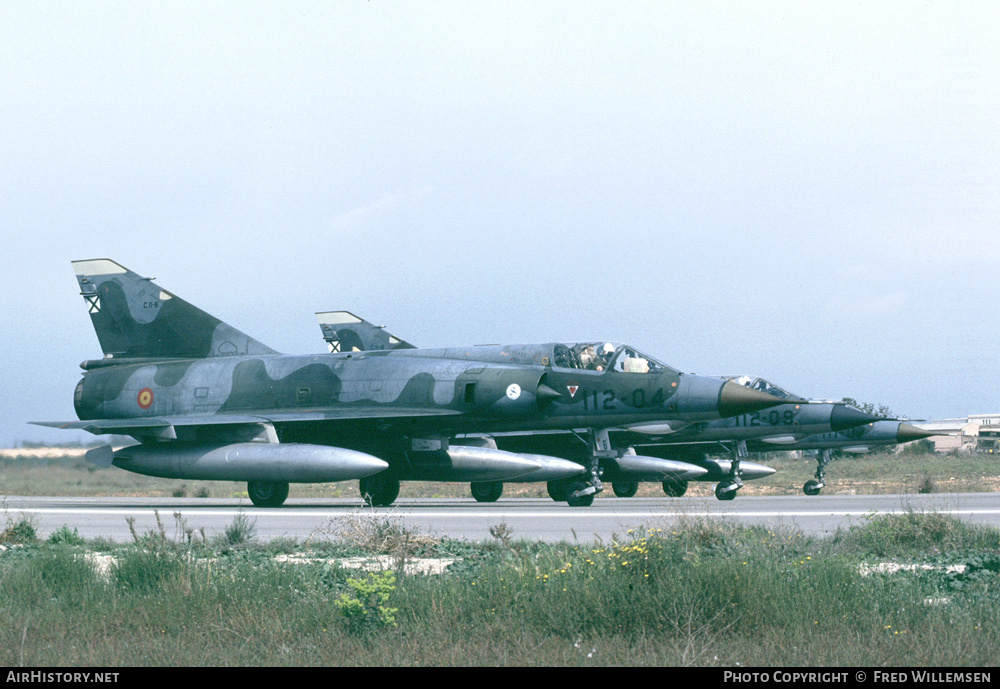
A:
714;440;747;501
803;450;832;496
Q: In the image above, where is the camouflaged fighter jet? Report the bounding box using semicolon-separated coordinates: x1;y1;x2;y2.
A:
618;376;887;499
313;318;885;502
32;259;792;508
743;420;939;495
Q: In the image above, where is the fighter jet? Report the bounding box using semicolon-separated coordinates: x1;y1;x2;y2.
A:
743;421;939;495
310;318;885;502
619;375;886;499
32;259;790;508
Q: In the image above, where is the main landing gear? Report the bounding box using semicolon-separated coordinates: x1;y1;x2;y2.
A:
360;473;401;507
612;481;639;498
803;449;832;496
545;478;596;506
247;480;289;507
547;428;611;507
715;440;747;501
471;481;504;503
661;477;688;497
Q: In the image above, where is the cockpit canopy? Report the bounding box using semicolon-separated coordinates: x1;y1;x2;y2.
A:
724;375;795;400
553;342;676;375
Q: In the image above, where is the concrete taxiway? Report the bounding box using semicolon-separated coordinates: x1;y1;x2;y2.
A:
3;493;999;543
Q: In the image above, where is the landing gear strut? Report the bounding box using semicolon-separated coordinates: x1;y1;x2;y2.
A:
803;450;831;496
715;440;747;501
563;428;611;507
567;480;595;507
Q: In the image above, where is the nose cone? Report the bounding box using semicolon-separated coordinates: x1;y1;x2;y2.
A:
717;380;788;418
830;405;885;432
896;423;938;443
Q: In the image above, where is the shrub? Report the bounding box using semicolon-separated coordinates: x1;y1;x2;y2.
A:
1;516;37;544
219;512;257;547
48;525;85;546
334;570;399;633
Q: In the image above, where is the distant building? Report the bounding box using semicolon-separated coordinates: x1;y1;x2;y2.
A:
917;414;1000;453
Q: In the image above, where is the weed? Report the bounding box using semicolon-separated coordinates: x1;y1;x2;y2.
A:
264;536;300;554
33;547;99;595
47;525;85;546
331;510;411;553
87;536;117;551
489;520;514;548
112;547;182;593
333;570;399;633
218;511;257;548
1;515;37;544
125;509;172;548
172;512;205;548
918;475;936;494
172;485;188;498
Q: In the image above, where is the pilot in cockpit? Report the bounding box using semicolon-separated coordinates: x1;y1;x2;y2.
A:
578;345;599;370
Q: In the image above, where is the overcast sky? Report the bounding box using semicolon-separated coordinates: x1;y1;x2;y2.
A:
2;1;998;446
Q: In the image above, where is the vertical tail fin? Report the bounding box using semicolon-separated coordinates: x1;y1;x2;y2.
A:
73;259;278;359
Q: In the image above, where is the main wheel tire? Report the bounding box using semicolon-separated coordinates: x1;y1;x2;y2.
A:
661;478;689;498
612;481;639;498
547;480;570;502
471;481;503;502
715;481;737;501
566;481;595;507
247;480;290;508
803;479;823;496
360;474;400;507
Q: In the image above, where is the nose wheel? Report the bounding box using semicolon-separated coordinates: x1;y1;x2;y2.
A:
803;479;824;496
803;450;832;496
715;480;738;501
567;480;596;507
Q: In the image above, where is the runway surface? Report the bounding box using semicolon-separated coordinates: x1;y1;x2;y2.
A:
4;493;1000;543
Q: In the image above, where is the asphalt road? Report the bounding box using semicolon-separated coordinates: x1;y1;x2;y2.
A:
4;493;1000;543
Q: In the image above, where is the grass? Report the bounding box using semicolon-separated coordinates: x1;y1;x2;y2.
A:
0;512;997;666
2;448;998;500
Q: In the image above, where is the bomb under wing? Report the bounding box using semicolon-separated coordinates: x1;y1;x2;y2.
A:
33;258;790;508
